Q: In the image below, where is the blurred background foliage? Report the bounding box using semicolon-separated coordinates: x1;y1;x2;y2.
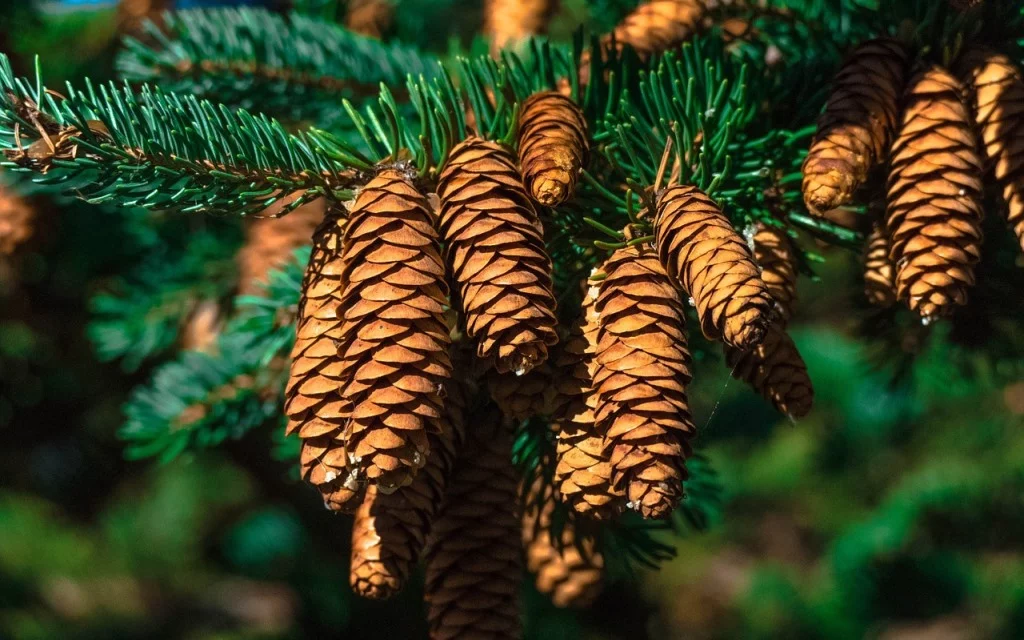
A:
1;1;1023;639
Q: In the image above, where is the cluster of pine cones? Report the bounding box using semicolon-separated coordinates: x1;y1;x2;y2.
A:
283;73;813;632
803;37;1024;321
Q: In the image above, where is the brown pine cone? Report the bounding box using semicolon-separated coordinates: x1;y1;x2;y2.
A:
117;0;171;33
725;324;813;418
484;0;558;53
285;207;362;512
802;38;908;214
959;49;1024;254
345;0;394;38
886;66;984;320
522;480;604;609
517;91;588;207
180;299;223;353
488;364;551;421
552;283;625;520
424;408;521;640
349;370;471;600
437;137;559;376
238;199;326;296
338;169;453;492
593;244;694;520
0;187;35;256
864;223;896;308
608;0;708;60
655;185;774;350
752;224;798;324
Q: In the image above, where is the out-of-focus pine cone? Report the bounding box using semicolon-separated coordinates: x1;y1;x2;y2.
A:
886;66;984;320
607;0;708;60
117;0;172;33
349;370;471;599
238;199;326;296
0;187;35;256
522;479;604;608
864;223;896;308
484;0;558;53
338;169;453;492
180;299;223;353
517;91;588;207
725;324;813;419
802;38;908;214
437;137;559;375
424;408;521;639
552;283;625;520
593;244;694;519
752;224;798;324
655;185;774;350
959;49;1024;254
345;0;394;38
284;207;362;512
488;364;551;421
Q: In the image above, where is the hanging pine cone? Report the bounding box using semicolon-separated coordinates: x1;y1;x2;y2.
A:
424;407;521;640
517;91;588;207
488;364;551;421
238;199;326;296
864;223;896;308
349;370;470;600
553;284;625;520
752;224;799;324
655;185;774;350
607;0;708;60
117;0;172;33
345;0;394;38
285;208;363;512
802;38;908;214
522;479;604;609
484;0;558;53
593;244;694;519
338;169;453;492
959;49;1024;254
886;66;984;320
0;187;35;256
725;324;813;419
437;137;559;376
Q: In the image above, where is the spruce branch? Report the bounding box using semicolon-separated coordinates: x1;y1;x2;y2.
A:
117;8;443;127
0;55;361;216
120;249;305;461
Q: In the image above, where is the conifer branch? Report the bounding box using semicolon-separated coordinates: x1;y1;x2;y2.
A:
117;8;443;126
0;55;361;216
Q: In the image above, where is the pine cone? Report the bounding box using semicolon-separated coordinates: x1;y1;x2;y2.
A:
345;0;394;38
959;49;1024;254
517;91;588;207
0;187;35;256
488;364;551;421
522;480;604;609
180;299;223;353
437;137;559;375
349;370;471;599
285;208;362;512
886;66;984;320
424;408;521;640
117;0;171;33
725;324;813;418
802;38;908;214
238;199;326;296
593;244;694;519
484;0;557;53
864;223;896;308
655;185;774;350
752;224;798;324
608;0;708;60
339;169;453;492
553;284;625;520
